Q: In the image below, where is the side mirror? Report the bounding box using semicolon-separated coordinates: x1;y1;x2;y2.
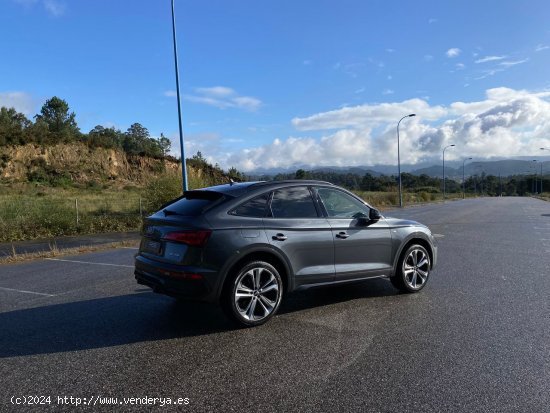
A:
369;208;381;222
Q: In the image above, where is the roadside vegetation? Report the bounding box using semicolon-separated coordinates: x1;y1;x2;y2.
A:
1;97;548;243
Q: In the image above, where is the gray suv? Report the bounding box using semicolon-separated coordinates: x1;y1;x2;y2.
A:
135;180;437;326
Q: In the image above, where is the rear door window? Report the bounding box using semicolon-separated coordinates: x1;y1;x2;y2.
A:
270;186;319;218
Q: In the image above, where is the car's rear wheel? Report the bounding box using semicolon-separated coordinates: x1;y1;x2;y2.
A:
391;244;431;293
222;261;283;327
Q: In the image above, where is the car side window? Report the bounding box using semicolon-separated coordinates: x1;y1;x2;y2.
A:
270;187;319;218
231;193;270;217
316;187;370;218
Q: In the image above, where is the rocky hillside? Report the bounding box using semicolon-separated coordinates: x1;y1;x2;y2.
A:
0;143;233;188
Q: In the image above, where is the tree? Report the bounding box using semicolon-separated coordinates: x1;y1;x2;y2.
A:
0;107;31;146
158;133;171;157
35;97;79;141
192;151;206;162
228;166;245;182
295;169;306;179
87;125;123;149
123;123;150;155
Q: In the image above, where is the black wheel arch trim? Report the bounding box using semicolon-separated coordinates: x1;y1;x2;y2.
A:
214;244;293;300
391;232;435;276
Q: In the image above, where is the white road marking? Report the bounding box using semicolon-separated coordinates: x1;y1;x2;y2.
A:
45;258;133;268
120;247;139;250
433;234;445;238
0;286;56;297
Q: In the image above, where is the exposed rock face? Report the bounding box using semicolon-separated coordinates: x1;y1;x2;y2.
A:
0;143;182;184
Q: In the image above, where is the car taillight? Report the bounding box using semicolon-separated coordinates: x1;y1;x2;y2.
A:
163;230;211;246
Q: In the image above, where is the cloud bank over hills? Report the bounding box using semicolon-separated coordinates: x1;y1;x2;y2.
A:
213;87;550;172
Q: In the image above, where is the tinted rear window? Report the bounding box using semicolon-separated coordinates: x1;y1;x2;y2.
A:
231;193;270;217
162;191;225;216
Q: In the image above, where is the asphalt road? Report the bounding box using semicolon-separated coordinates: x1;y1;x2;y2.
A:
1;197;549;412
0;231;140;256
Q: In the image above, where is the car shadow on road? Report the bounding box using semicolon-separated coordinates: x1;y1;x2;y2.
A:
0;279;400;358
279;277;400;315
0;292;229;358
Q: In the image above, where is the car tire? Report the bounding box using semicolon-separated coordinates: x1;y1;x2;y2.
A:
222;261;283;327
390;244;431;293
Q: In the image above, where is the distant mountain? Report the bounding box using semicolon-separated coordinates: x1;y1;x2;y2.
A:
250;158;550;179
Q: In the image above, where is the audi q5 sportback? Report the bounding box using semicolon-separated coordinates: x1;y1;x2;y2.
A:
135;180;437;326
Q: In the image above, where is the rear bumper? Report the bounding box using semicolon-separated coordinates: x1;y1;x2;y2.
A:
134;255;219;302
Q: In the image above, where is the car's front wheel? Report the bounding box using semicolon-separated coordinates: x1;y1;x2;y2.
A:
222;261;283;327
391;244;431;293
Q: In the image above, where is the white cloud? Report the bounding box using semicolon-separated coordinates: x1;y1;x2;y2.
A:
220;88;550;171
13;0;65;16
475;55;507;63
535;44;549;52
184;86;262;111
0;91;36;115
232;96;262;111
499;59;529;67
424;55;434;62
428;18;438;24
303;59;312;65
164;90;177;97
382;89;394;95
291;98;446;131
446;48;461;58
43;0;64;16
455;63;466;70
385;48;395;53
195;86;235;98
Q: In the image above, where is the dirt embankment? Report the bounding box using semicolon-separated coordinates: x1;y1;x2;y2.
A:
0;143;182;185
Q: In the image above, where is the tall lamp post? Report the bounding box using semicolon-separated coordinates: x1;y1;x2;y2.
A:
442;144;455;200
541;148;550;194
532;160;537;194
397;114;416;208
171;0;189;191
462;157;472;199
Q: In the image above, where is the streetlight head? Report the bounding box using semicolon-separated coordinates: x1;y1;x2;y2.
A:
408;114;416;117
468;157;472;160
450;144;456;147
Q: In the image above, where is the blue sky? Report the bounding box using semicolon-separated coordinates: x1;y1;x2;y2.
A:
1;0;550;171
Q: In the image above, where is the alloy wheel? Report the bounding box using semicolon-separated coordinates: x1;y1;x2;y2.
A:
402;248;430;290
234;266;281;322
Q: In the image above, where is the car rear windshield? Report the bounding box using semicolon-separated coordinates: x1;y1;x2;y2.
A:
161;191;226;216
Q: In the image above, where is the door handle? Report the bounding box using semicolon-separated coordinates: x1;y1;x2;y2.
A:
336;232;350;239
272;233;287;241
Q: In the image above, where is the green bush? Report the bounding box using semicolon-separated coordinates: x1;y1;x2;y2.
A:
142;173;183;213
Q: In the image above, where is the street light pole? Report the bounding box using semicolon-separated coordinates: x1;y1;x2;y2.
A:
397;114;416;208
532;159;537;195
541;148;550;194
462;157;472;199
442;144;455;200
171;0;189;191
